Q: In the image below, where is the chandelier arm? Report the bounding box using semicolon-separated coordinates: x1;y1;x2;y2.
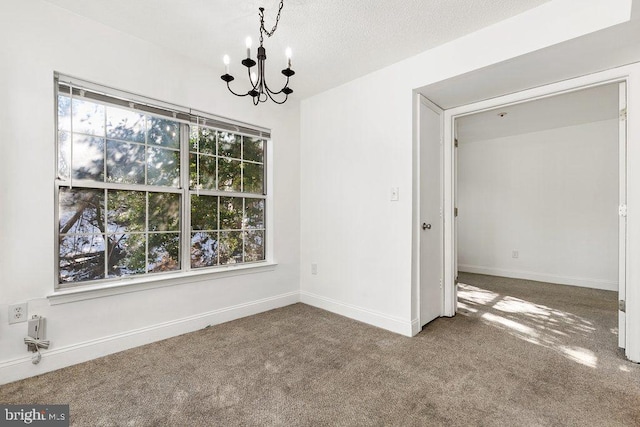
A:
265;90;289;104
263;79;288;103
245;66;257;91
226;81;252;97
264;76;290;96
260;67;289;96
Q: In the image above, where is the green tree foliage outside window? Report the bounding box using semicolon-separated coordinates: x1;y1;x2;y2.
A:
189;126;266;269
57;89;267;286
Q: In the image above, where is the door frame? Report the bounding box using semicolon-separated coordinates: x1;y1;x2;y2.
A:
415;94;445;328
441;66;633;356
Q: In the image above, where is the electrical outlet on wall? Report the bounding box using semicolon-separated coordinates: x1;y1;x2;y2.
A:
311;263;318;275
9;303;28;324
512;250;519;259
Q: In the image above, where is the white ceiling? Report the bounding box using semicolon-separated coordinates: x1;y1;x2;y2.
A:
456;83;619;143
43;0;551;100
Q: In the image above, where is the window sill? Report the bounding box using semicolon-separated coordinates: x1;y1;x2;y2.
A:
47;262;278;305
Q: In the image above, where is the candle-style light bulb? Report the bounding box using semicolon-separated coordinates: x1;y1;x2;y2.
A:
285;47;292;68
223;54;230;74
245;37;252;58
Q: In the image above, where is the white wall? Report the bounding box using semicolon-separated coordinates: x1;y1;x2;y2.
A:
299;0;632;336
457;120;619;290
0;0;634;384
0;0;300;384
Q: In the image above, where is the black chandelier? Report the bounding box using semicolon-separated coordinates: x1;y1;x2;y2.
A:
221;0;294;105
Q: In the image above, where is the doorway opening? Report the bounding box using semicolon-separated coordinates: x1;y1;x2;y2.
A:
452;82;624;363
424;75;629;360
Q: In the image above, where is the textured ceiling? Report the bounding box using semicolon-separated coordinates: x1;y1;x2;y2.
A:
43;0;551;100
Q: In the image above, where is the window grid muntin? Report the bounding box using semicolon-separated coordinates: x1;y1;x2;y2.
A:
57;93;182;188
55;82;268;288
189;124;265;196
56;184;183;285
188;192;265;269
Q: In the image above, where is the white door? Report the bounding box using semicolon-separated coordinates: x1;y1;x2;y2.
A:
419;96;443;327
618;81;627;349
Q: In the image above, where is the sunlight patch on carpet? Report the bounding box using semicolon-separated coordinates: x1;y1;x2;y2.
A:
458;282;600;368
559;346;597;368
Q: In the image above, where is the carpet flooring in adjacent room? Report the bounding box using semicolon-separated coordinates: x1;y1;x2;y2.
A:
1;273;640;426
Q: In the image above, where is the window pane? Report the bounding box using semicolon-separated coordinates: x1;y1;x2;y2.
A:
58;95;71;132
243;162;264;194
59;187;104;234
106;140;145;184
245;230;265;262
106;107;145;143
72;98;105;136
191;126;216;155
220;197;243;230
148;232;180;272
191;154;216;190
59;234;105;283
72;135;104;181
189;153;197;188
244;199;264;229
218;132;241;158
219;231;243;264
148;117;179;148
149;192;180;231
191;195;218;231
218;158;241;192
107;233;146;277
147;147;180;187
107;190;146;233
191;232;218;268
243;136;264;163
58;131;71;179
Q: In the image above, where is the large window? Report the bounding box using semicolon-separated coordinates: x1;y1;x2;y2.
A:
55;76;268;287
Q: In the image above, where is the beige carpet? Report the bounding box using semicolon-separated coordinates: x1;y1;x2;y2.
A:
1;273;640;426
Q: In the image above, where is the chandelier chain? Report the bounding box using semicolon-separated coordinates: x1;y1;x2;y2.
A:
259;0;285;46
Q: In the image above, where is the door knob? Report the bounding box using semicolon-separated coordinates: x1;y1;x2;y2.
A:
422;223;431;230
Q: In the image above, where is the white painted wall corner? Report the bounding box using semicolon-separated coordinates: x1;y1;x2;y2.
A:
300;291;415;337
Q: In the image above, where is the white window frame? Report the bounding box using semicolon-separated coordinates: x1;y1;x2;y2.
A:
51;73;274;301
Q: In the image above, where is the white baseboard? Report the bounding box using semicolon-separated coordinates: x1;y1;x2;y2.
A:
299;291;414;337
410;318;421;337
458;264;617;291
0;291;299;385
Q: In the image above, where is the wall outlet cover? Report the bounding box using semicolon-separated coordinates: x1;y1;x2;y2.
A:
9;303;28;324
